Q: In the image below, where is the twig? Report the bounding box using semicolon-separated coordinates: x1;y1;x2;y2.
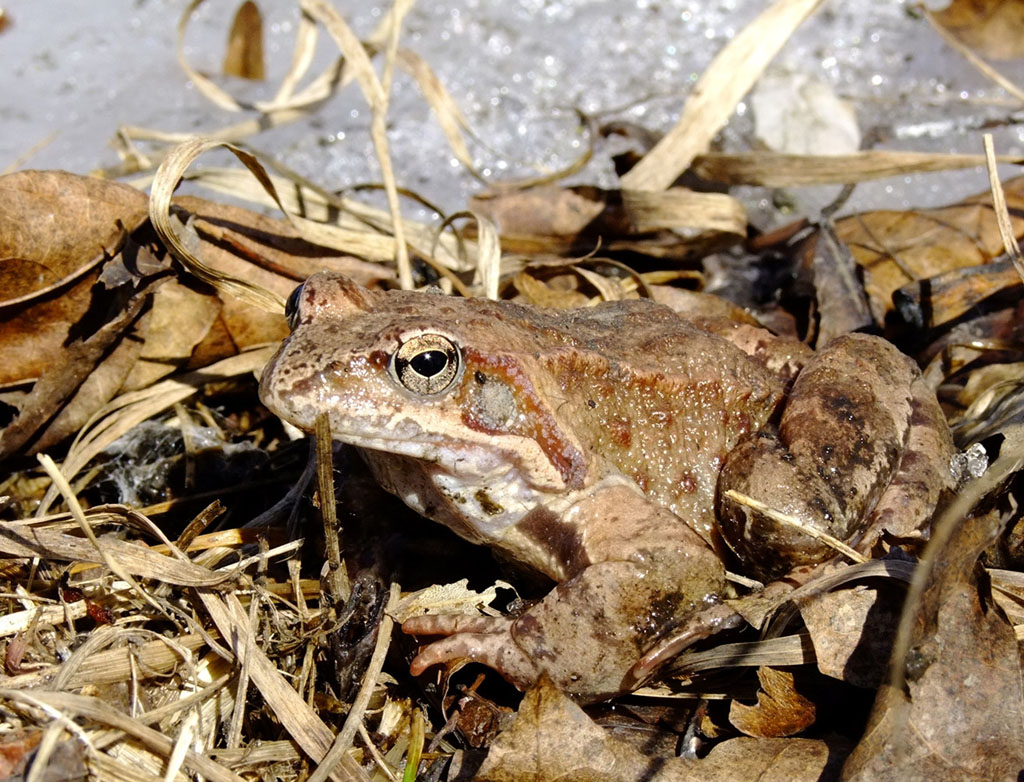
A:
315;413;350;603
919;5;1024;104
982;133;1024;285
723;489;868;564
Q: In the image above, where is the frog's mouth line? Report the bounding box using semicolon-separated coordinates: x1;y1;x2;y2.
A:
339;432;515;477
334;426;571;493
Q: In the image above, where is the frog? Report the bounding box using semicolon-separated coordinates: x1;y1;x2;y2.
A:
259;272;954;702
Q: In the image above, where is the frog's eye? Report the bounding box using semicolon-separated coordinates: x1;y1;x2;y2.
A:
285;283;304;330
390;334;462;395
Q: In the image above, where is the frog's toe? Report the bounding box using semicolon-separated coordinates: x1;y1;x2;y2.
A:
404;620;539;690
630;602;744;682
402;614;511;637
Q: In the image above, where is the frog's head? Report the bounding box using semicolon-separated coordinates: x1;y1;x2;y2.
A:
259;272;588;492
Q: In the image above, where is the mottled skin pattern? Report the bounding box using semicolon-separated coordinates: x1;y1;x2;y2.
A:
259;272;954;701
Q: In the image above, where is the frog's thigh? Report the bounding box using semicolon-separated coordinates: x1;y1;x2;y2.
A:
718;334;918;579
863;374;954;543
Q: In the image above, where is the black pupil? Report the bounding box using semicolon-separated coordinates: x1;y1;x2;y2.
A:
410;350;448;377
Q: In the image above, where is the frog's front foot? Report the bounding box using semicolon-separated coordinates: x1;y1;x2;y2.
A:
403;614;540;691
403;487;729;701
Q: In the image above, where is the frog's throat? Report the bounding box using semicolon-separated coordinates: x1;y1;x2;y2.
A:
363;449;579;581
338;427;580;494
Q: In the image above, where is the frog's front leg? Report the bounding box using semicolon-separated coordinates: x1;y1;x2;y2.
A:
402;484;727;702
717;333;953;581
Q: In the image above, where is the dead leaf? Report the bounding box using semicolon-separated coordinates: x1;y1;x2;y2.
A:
171;193;396;362
0;178;394;457
920;301;1024;390
470;185;745;257
455;695;515;749
703;736;846;781
223;1;265;80
834;175;1024;325
0;171;149;303
476;679;841;781
27;308;148;453
934;0;1024;60
0;170;150;386
512;269;593;308
842;442;1024;781
470;186;607;254
799;586;900;688
0;277;157;458
390;579;508;624
119;278;223;390
475;679;689;781
808;223;874;344
893;257;1020;331
729;666;817;738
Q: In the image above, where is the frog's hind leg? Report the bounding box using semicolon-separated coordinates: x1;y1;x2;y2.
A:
717;333;951;581
859;374;954;550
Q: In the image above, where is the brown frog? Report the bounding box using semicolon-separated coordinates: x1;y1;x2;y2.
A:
259;272;953;701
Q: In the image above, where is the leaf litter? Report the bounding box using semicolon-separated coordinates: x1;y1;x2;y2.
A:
2;0;1024;780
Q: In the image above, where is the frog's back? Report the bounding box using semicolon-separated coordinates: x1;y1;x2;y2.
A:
533;298;784;541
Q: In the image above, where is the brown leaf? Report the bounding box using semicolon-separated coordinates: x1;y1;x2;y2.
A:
27;307;148;453
0;278;155;458
842;447;1024;781
119;278;223;391
470;186;607;254
456;696;512;748
0;171;149;302
512;269;593;308
171;194;394;361
475;679;693;782
807;223;874;344
0;268;99;387
477;679;839;781
470;185;745;257
729;667;817;738
920;301;1024;389
934;0;1024;60
223;1;265;80
0;171;150;385
893;257;1020;331
799;586;900;688
703;736;846;782
834;175;1024;325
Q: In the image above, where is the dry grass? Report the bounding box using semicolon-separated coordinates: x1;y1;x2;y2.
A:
4;0;1024;779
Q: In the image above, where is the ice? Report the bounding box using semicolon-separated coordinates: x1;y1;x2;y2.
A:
3;0;1022;230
